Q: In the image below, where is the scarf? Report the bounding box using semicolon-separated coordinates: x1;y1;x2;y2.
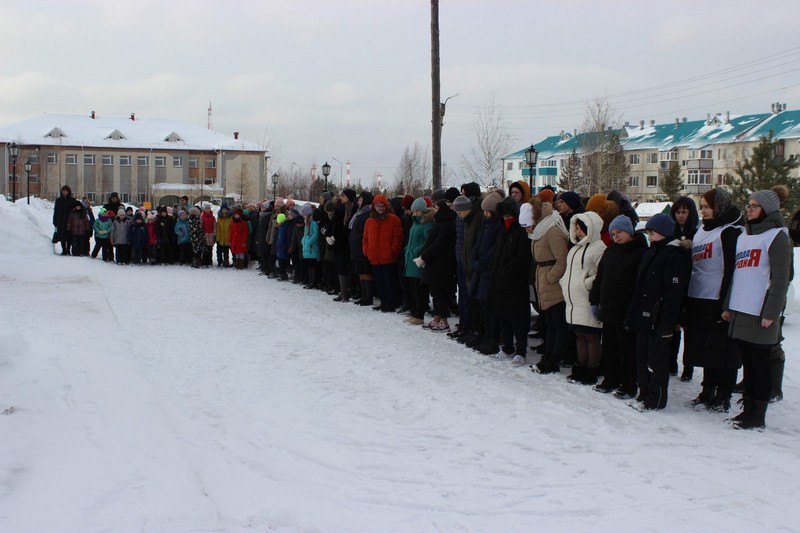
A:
531;211;568;241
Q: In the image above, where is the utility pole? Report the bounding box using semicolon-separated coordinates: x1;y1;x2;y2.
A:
431;0;441;190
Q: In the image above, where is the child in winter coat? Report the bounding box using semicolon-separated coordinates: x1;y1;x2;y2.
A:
275;212;291;280
301;203;321;288
174;211;192;265
403;198;435;325
201;203;216;266
215;204;232;267
625;213;690;410
229;208;250;269
127;212;149;264
589;215;647;397
91;208;113;261
145;212;158;263
66;201;91;256
560;210;607;384
188;207;207;268
111;208;131;264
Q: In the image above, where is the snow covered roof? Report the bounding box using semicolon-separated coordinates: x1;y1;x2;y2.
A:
635;201;672;218
0;113;265;153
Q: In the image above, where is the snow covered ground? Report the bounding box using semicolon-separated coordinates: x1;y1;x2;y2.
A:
1;197;798;532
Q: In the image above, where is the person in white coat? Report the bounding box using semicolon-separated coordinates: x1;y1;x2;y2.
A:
560;210;607;384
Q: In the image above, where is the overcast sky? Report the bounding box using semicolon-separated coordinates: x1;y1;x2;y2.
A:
2;0;799;188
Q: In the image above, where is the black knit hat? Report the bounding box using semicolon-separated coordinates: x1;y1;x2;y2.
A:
496;196;520;219
461;182;481;199
445;187;461;203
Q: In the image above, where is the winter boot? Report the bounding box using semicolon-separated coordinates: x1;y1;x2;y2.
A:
566;366;584;384
361;281;375;307
191;256;201;268
680;366;694;382
687;387;716;409
770;355;785;403
733;399;767;430
580;366;599;386
333;275;350;302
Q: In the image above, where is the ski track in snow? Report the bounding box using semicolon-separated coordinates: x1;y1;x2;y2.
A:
0;197;799;532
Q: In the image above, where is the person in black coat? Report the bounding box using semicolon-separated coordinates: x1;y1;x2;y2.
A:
330;190;357;302
418;200;457;331
349;191;374;305
53;185;75;255
589;215;647;397
156;207;177;264
470;192;503;354
669;196;701;380
488;197;532;363
625;213;691;410
257;203;272;275
102;192;123;217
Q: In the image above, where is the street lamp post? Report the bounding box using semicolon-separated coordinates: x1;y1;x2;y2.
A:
271;172;279;200
24;159;32;205
525;144;539;192
8;142;19;202
322;161;331;192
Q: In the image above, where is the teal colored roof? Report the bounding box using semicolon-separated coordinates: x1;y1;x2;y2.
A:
505;110;800;159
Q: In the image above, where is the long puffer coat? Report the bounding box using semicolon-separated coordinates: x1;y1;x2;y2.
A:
560;211;606;328
469;214;501;302
362;198;403;266
420;203;457;286
229;215;249;255
489;217;532;320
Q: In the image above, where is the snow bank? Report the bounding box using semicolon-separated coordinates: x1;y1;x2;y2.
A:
1;198;799;531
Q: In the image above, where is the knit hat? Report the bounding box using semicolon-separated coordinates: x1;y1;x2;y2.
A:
519;202;533;228
300;203;314;217
179;210;188;218
286;199;296;209
401;194;414;211
320;191;334;204
480;191;503;213
461;182;481;199
358;191;374;206
538;189;555;204
117;208;126;217
189;207;201;216
452;195;472;213
274;198;285;208
342;189;357;203
431;188;446;203
445;187;461;203
146;212;155;222
559;191;583;212
609;214;634;236
496;196;520;219
202;202;212;210
276;213;286;224
410;197;428;213
645;213;675;237
220;203;229;211
750;190;780;215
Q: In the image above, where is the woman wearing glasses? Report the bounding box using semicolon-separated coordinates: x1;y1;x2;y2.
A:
723;185;792;430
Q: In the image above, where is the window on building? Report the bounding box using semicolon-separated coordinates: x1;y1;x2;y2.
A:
137;193;147;204
648;153;658;164
102;155;113;166
84;154;96;165
629;176;640;187
120;193;131;203
688;170;711;185
629;154;640;164
86;192;95;203
66;154;77;165
205;159;216;169
120;156;131;166
646;175;658;187
700;149;712;159
189;158;199;168
137;156;149;167
173;156;183;167
717;174;724;185
718;148;730;160
775;143;785;157
47;153;57;164
659;151;676;161
155;156;166;167
27;154;39;164
506;162;513;171
517;162;524;170
541;159;557;167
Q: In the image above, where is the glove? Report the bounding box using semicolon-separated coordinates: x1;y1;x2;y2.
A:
326;236;335;246
413;257;425;268
591;305;600;321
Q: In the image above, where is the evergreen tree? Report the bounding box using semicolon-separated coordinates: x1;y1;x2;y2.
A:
558;147;582;192
729;131;800;218
660;162;684;201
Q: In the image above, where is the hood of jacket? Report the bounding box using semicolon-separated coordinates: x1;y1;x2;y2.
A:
569;211;604;245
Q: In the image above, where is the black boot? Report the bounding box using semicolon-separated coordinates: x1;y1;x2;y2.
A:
566;365;584;384
687;387;716;409
333;275;350;302
770;356;785;403
361;281;375;307
733;399;767;430
580;367;599;386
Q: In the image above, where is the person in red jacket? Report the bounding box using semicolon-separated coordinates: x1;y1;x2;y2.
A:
200;202;216;266
362;194;404;312
229;208;250;269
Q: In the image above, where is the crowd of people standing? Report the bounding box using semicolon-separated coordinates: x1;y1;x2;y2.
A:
53;181;793;430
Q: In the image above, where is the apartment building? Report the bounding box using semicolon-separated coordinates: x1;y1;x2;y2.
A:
1;112;267;206
503;103;800;202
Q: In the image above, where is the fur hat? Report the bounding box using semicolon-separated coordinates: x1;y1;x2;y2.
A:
410;197;428;213
645;213;675;238
480;191;503;213
452;195;472;213
445;187;461;203
496;196;520;219
461;182;481;199
609;214;634;236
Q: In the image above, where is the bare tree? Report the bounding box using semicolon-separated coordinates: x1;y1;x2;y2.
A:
578;96;628;195
459;94;516;188
392;142;430;196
